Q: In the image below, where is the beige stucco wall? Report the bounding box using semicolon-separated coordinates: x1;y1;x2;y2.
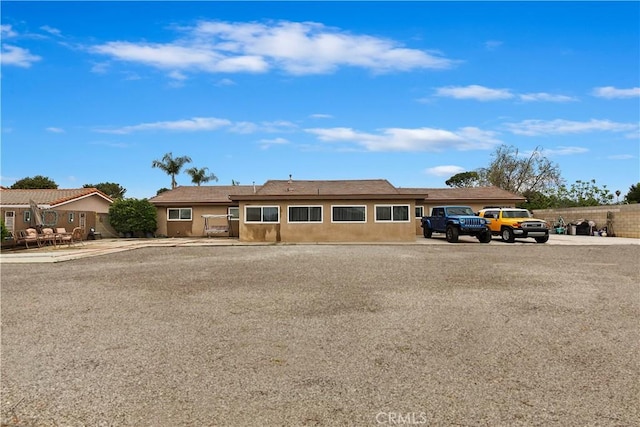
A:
533;204;640;238
239;199;417;243
1;207;98;243
155;205;235;237
154;199;523;241
57;196;112;213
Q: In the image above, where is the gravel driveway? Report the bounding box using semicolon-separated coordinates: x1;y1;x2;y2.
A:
1;244;638;426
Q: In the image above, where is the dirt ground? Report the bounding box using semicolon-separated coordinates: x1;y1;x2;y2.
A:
1;244;638;426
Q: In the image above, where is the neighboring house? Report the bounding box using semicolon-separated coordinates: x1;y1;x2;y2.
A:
0;187;114;239
150;179;525;242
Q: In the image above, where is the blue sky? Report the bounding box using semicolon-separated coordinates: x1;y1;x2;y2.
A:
2;1;639;199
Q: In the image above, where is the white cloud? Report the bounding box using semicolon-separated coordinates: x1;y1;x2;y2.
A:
89;20;457;77
97;117;232;134
230;120;297;134
592;86;640;99
229;121;259;134
46;127;65;133
305;126;501;152
90;61;110;74
425;165;466;177
168;70;188;81
215;78;236;86
504;119;638;136
91;41;267;73
1;25;17;38
533;146;589;156
40;25;62;37
484;40;503;51
434;85;577;103
607;154;635;160
309;113;333;119
435;85;513;101
519;92;577;102
1;44;41;67
259;137;289;149
89;140;130;148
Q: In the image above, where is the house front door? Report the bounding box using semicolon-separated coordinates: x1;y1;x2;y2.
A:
4;211;15;234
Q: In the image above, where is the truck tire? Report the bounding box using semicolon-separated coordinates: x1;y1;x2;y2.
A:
423;227;432;238
535;235;549;243
478;230;492;243
445;225;459;243
501;227;515;243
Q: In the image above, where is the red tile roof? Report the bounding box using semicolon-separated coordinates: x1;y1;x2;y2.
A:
0;188;113;207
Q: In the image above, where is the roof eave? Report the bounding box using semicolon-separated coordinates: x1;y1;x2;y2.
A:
149;200;234;206
231;194;425;201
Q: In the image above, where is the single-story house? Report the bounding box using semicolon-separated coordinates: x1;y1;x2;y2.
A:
0;187;114;240
149;179;525;242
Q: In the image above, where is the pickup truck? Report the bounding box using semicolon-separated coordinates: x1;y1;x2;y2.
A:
478;208;549;243
421;206;492;243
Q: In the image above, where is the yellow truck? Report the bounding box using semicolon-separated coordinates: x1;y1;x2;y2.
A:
478;208;549;243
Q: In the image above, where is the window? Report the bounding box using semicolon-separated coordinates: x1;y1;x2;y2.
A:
68;212;74;223
245;206;279;223
24;211;31;223
332;205;366;223
288;206;322;223
228;207;239;221
375;205;410;222
415;206;424;218
167;208;192;221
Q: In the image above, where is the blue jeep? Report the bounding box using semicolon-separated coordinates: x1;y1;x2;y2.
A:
421;206;492;243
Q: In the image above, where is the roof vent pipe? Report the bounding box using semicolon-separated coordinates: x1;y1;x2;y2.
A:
253;181;256;194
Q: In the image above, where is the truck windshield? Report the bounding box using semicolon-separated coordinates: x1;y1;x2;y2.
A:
503;210;531;218
447;207;475;216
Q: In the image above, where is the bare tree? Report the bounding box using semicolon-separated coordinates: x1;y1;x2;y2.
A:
477;145;563;194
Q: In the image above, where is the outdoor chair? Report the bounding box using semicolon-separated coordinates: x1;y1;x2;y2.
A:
40;228;58;246
70;227;85;246
56;227;73;246
16;228;40;249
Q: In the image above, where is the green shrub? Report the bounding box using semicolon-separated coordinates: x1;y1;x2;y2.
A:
0;219;8;240
108;198;157;236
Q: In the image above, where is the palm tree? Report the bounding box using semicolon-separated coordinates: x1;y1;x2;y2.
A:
186;167;219;186
151;152;192;189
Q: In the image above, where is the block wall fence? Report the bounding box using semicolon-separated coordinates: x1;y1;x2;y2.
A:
533;204;640;238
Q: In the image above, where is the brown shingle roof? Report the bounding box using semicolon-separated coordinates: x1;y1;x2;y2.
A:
256;179;399;195
232;179;421;201
148;185;260;205
397;186;525;201
0;188;113;207
146;181;524;204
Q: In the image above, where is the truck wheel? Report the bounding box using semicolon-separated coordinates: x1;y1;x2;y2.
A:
501;227;515;243
423;228;432;238
445;225;459;243
535;235;549;243
478;231;492;243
